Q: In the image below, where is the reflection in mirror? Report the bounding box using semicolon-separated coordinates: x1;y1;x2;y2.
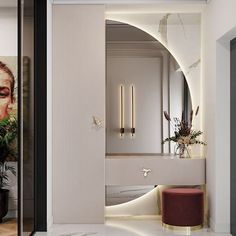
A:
106;20;192;155
105;20;192;206
106;185;155;206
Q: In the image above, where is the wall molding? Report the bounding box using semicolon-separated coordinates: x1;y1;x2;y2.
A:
47;216;53;229
210;217;231;234
106;41;166;56
6;210;17;219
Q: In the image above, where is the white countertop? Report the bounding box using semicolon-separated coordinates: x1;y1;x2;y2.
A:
105;154;206;186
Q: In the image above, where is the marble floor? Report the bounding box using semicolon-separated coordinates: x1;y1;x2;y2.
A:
35;217;231;236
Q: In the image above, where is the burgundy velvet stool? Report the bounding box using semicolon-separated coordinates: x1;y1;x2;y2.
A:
162;188;204;230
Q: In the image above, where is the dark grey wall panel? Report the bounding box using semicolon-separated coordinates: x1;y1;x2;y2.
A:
231;37;236;236
19;0;47;234
34;0;47;231
22;0;35;234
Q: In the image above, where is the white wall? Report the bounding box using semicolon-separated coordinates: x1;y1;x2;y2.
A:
0;8;17;56
52;4;105;223
202;0;236;232
47;0;53;228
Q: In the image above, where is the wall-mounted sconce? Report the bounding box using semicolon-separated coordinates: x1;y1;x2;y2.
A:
120;85;125;137
131;85;135;137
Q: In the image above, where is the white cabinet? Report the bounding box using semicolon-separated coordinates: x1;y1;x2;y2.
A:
106;156;205;186
53;5;105;223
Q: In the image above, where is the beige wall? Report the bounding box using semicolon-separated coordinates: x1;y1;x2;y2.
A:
52;5;105;223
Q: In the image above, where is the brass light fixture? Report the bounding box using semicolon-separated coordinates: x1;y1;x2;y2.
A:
120;85;125;136
131;85;135;136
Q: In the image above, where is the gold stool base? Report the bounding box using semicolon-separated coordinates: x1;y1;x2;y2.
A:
162;223;202;235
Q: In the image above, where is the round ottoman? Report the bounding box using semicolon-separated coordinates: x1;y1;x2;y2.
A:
162;188;204;229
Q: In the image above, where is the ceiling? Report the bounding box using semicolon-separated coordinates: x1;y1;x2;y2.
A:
53;0;207;3
0;0;209;8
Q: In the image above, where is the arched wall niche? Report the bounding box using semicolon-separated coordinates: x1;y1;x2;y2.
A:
106;13;202;136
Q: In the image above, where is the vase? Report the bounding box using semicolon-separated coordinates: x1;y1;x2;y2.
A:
175;144;191;158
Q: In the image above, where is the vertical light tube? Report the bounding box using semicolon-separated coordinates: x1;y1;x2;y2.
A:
131;85;135;136
120;85;124;136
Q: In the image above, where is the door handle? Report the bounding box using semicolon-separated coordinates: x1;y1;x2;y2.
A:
142;168;151;177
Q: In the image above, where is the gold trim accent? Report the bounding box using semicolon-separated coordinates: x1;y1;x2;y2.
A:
162;223;202;232
131;85;135;136
120;85;124;136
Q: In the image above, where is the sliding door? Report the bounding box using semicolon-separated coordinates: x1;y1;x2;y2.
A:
20;0;35;234
20;0;47;234
53;5;105;223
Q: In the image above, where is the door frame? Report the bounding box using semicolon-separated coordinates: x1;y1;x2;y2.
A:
18;0;47;234
34;0;47;231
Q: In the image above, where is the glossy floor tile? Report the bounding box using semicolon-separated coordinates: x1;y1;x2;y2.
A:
35;217;231;236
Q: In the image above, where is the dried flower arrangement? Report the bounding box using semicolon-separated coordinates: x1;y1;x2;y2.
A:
162;106;206;158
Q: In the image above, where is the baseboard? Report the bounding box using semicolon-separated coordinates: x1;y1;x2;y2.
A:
47;216;53;229
6;210;17;219
210;217;231;234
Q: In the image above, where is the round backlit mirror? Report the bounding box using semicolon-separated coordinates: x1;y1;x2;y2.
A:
105;20;192;206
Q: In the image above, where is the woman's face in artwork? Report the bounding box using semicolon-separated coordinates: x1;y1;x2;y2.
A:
0;70;13;121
